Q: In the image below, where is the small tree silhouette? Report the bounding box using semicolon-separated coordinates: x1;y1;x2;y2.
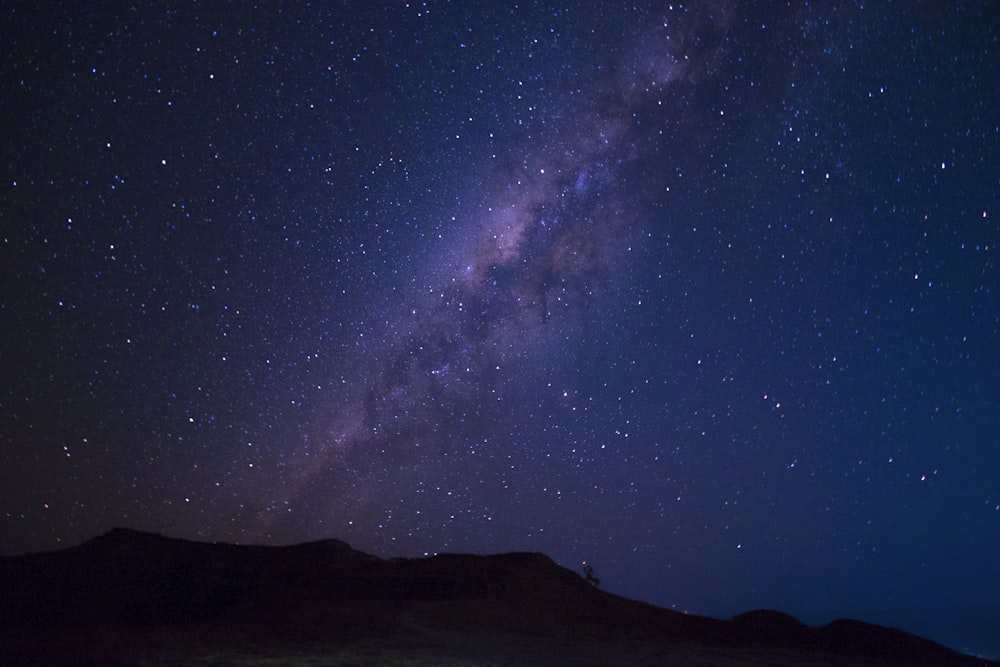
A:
581;561;601;588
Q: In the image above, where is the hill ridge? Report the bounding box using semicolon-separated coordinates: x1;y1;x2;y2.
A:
2;528;992;667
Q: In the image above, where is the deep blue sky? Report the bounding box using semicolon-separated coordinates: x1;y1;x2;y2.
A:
2;0;998;634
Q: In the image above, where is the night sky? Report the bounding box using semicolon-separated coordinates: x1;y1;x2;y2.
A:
3;0;998;629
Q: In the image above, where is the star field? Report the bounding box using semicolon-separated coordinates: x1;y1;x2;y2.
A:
2;0;998;647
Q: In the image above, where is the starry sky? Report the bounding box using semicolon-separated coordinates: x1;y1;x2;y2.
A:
2;0;998;628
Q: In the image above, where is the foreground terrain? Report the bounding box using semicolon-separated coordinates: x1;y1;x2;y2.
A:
1;529;993;666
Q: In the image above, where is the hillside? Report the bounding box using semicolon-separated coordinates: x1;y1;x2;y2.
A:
1;528;992;666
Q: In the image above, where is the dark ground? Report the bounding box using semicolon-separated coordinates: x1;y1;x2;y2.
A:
2;529;995;666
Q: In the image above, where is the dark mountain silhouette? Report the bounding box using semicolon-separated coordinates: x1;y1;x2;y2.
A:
1;528;993;666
